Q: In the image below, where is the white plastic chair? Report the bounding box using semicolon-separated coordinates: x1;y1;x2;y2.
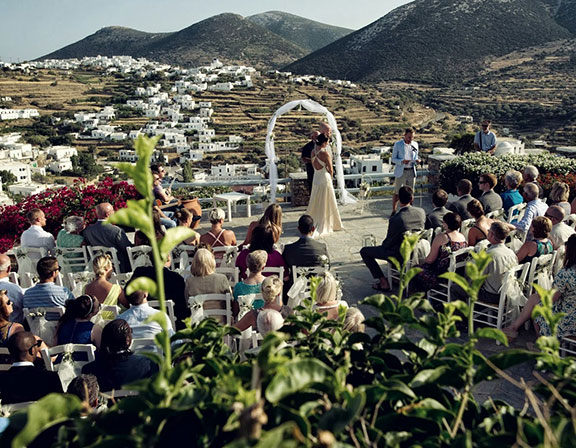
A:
110;272;133;288
67;271;94;297
507;203;527;223
87;246;121;275
21;272;64;288
213;246;239;268
288;266;328;309
147;299;177;330
525;253;555;298
14;247;48;287
565;214;576;230
188;293;233;326
130;337;158;353
386;231;431;292
560;336;576;357
505;229;527;252
41;344;96;388
486;208;505;221
53;247;89;281
8;272;20;287
471;263;530;336
460;218;476;241
171;245;197;271
215;266;239;288
23;306;65;346
127;245;153;271
427;247;475;306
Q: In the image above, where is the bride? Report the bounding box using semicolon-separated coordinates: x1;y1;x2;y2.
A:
307;132;343;236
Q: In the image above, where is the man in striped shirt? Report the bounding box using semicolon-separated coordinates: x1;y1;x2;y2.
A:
22;257;74;316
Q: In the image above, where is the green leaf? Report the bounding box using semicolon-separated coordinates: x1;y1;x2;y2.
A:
265;358;333;403
409;366;449;388
12;394;83;448
126;276;158;297
159;227;198;260
107;199;152;235
475;328;508;346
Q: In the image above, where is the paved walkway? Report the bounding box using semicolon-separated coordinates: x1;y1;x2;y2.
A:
207;195;536;410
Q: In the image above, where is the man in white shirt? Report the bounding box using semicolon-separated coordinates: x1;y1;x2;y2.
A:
391;128;420;214
0;254;25;323
118;290;173;345
547;205;575;249
508;182;547;235
20;208;55;254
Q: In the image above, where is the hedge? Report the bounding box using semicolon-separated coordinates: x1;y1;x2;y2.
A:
439;152;576;196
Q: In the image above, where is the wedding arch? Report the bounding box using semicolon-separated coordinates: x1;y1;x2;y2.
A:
265;99;356;205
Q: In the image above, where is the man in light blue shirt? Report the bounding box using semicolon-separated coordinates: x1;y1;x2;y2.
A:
508;182;547;235
391;128;420;213
0;254;25;323
474;120;497;154
118;290;174;346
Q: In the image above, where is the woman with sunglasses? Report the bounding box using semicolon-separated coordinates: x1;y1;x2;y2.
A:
56;295;102;349
0;290;24;347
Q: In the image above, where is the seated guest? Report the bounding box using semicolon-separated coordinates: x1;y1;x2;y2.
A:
23;257;74;311
126;255;187;330
117;290;173;341
0;290;24;346
343;308;366;333
152;172;176;206
174;209;200;245
83;203;133;273
523;165;544;198
447;179;474;220
477;173;502;214
547;205;575;249
425;189;449;229
413;212;467;291
282;214;329;268
0;332;63;404
257;309;285;337
57;216;85;248
82;319;158;391
504;235;576;339
20;208;56;255
508;182;547;235
56;295;102;348
467;199;493;247
234;276;292;332
67;374;100;410
185;248;231;297
314;271;345;321
500;170;524;214
572;197;576;214
516;216;553;264
233;251;267;316
549;181;571;217
236;225;287;281
134;208;165;246
242;203;283;247
85;255;128;309
199;208;237;250
0;254;25;324
360;186;425;292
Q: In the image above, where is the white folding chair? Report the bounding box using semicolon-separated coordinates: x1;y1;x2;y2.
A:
0;347;12;371
41;344;96;388
23;306;65;346
21;272;64;288
507;203;527;223
127;245;153;271
553;245;566;276
147;299;177;330
110;272;133;288
87;246;121;274
525;253;555;298
53;247;89;281
427;247;475;306
171;245;197;271
14;247;48;287
486;208;505;221
471;263;530;335
215;266;239;288
8;272;20;287
213;246;238;268
130;337;158;353
505;229;527;251
386;230;431;291
67;271;94;297
560;336;576;357
188;293;233;326
288;266;328;309
460;218;476;240
565;214;576;230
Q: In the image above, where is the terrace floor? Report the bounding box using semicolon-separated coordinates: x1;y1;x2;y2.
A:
214;194;537;410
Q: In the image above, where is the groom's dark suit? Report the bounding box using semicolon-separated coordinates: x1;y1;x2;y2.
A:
360;205;425;279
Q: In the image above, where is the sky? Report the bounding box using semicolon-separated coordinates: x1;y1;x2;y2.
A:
0;0;411;62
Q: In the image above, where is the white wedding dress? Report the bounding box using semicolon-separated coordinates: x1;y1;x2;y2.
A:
307;147;343;236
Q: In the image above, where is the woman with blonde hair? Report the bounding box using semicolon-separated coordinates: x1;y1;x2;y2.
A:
200;208;237;249
234;276;292;331
84;255;128;309
233;250;267;317
185;248;231;297
314;271;346;320
549;181;571;216
242;203;282;247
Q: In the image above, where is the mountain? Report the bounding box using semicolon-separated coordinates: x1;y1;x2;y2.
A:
41;26;170;60
39;13;307;69
541;0;576;34
247;11;352;52
285;0;573;85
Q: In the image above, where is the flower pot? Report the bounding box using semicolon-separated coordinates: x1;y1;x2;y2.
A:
181;198;202;229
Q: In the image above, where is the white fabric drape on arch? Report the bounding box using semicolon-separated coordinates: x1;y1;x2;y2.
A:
265;99;356;205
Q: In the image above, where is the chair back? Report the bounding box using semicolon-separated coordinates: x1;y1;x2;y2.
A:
553;245;566;276
215;266;239;287
486;208;505;221
247;266;284;280
23;306;65;345
87;246;121;275
288;266;328;309
110;272;134;288
8;272;20;287
0;347;11;371
41;344;96;389
171;245;198;271
505;229;527;251
130;337;158;353
507;203;527;223
565;214;576;229
188;293;232;326
14;247;48;287
525;253;555;297
127;245;153;271
460;218;476;240
147;299;177;329
213;246;239;268
53;247;89;282
67;271;95;297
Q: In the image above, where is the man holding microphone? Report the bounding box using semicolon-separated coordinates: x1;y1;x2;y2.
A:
391;127;420;214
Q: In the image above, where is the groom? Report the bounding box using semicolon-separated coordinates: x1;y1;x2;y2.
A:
391;128;420;214
300;123;333;192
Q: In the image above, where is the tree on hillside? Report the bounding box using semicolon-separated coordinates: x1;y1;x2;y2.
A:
0;170;17;186
449;133;476;154
70;153;103;179
182;161;195;182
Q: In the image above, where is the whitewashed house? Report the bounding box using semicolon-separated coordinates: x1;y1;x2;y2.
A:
48;160;73;173
0;109;39;120
3;162;32;183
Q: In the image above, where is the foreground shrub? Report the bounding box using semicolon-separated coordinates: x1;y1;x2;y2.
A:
439;152;576;196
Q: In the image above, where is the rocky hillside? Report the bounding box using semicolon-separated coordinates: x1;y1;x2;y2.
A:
247;11;352;52
285;0;573;84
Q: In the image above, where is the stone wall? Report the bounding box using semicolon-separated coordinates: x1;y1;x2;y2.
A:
427;154;456;192
290;172;310;206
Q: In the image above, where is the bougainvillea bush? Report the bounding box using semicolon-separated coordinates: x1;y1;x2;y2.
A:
0;177;139;253
439;152;576;196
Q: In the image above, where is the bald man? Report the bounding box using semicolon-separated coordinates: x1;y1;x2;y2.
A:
547;205;575;249
83;202;133;272
0;332;63;403
0;254;25;323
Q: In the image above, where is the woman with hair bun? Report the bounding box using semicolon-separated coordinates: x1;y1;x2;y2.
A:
174;208;200;245
200;208;237;248
84;255;128;309
56;294;102;348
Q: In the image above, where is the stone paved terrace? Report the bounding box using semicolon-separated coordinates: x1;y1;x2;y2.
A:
213;194;537;410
